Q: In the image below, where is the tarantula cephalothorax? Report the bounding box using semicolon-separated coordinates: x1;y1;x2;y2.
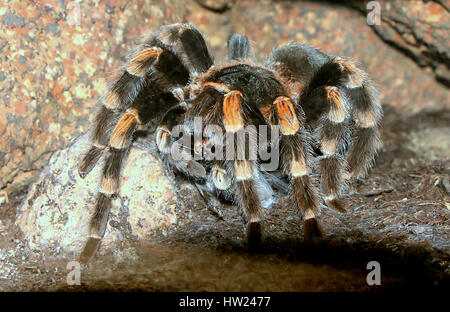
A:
77;23;382;263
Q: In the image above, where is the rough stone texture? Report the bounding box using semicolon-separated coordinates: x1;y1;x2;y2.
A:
352;0;450;87
15;134;177;256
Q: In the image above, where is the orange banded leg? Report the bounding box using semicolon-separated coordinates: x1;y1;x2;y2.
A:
126;47;163;77
346;83;382;178
325;86;347;123
281;133;323;239
80;109;141;263
103;46;163;110
234;160;264;250
273;96;322;238
317;104;350;212
78;107;116;178
322;60;382;178
223;90;244;133
110;108;140;149
80;148;127;263
274;96;300;135
332;58;364;89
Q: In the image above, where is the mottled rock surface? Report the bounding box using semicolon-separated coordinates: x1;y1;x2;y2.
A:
352;0;450;86
16;134;177;256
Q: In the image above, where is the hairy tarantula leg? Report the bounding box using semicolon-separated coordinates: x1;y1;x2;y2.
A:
223;90;245;133
80;33;169;176
346;83;382;178
126;47;163;77
227;34;251;61
272;96;323;239
79;46;173;176
104;71;146;110
79;108;141;263
79;147;128;263
303;86;351;212
234;160;264;250
105;23;213;111
214;88;264;248
317;117;349;213
110;108;140;149
209;89;264;249
295;51;382;180
79;146;103;179
332;58;365;89
305;58;364;91
78;106;116;178
325;86;348;123
274;96;300;135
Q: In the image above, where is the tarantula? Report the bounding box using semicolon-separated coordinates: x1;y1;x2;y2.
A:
77;23;382;263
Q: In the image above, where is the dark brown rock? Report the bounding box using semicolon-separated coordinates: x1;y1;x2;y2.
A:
352;0;450;87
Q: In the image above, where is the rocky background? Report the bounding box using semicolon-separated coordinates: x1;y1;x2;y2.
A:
0;0;449;291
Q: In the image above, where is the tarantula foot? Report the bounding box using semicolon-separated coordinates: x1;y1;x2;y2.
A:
325;198;347;213
247;221;263;252
79;237;102;264
303;218;323;240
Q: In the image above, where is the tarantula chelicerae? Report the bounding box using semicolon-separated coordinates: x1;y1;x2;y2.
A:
77;23;382;263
